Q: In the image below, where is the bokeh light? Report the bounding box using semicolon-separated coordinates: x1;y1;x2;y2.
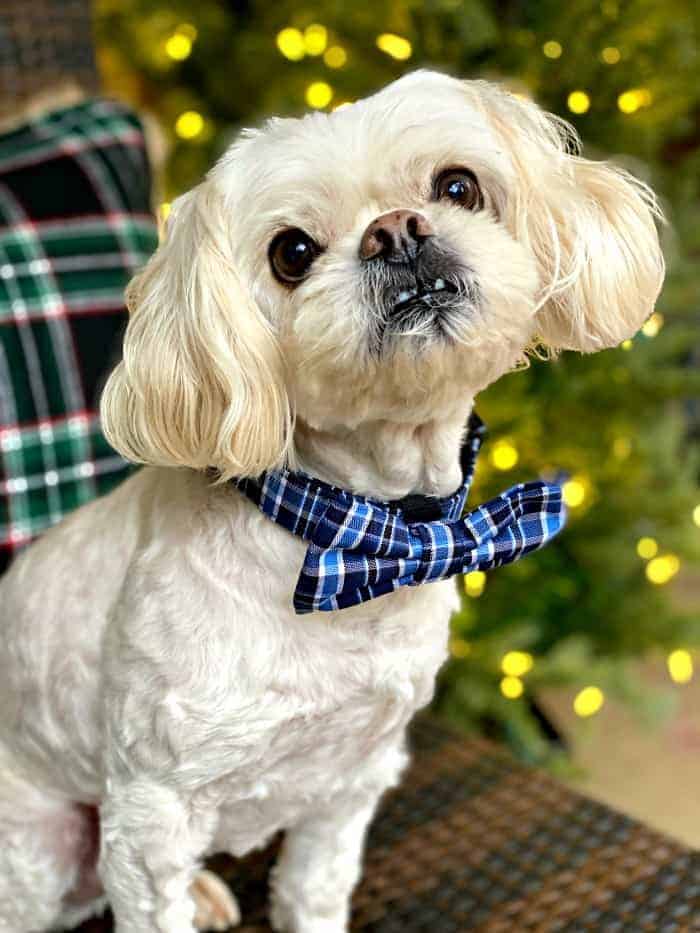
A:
304;24;328;56
277;27;305;61
637;537;658;560
165;34;193;61
646;554;681;585
305;81;333;108
543;40;562;59
500;676;524;699
464;570;486;598
324;46;347;68
641;312;664;337
600;46;621;64
376;33;413;60
490;439;519;471
574;686;604;717
502;651;534;677
174;110;204;139
567;90;590;114
618;88;653;114
667;649;694;684
563;477;587;508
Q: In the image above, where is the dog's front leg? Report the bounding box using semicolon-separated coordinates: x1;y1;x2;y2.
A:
99;778;216;933
269;792;380;933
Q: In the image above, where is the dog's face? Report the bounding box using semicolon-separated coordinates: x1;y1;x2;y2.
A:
217;74;539;429
102;71;664;479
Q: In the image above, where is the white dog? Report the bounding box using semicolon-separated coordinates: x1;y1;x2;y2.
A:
0;70;663;933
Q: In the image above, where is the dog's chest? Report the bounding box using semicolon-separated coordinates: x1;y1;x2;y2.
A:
208;592;453;854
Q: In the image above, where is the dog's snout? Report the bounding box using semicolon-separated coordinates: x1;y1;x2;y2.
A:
359;210;435;262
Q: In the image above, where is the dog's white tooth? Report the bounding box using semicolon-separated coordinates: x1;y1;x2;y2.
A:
434;278;445;290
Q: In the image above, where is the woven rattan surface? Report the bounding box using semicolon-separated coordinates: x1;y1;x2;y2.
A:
74;717;699;933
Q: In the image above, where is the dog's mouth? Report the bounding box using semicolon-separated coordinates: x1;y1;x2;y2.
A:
392;277;459;315
360;237;479;353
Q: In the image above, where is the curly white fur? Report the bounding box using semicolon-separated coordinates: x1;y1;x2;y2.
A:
0;70;663;932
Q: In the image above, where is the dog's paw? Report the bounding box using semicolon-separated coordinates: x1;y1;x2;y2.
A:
191;869;241;931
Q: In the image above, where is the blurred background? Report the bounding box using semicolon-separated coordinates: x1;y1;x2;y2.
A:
2;0;699;845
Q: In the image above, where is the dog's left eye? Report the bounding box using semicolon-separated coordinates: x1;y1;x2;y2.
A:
433;168;483;211
269;228;320;285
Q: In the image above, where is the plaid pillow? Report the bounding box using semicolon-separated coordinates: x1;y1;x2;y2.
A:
0;98;158;574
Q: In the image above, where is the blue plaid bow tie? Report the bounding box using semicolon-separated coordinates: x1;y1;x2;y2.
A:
234;415;566;614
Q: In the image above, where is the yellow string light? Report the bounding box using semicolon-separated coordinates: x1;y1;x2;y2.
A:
165;33;193;61
693;505;700;527
305;81;333;109
617;91;638;114
376;33;413;60
543;40;562;59
304;24;328;56
500;676;524;699
490;439;519;471
174;111;204;140
501;651;534;677
277;27;305;61
618;88;653;115
324;46;347;68
573;686;604;717
567;91;590;114
636;537;658;560
449;638;471;659
562;476;587;508
600;46;621;64
621;339;633;350
464;570;486;598
667;649;693;685
641;312;664;337
646;554;680;585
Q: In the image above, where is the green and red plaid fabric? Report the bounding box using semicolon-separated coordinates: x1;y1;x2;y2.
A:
0;98;158;575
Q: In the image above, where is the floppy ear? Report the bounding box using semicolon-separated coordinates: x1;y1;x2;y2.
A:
475;83;665;352
101;182;292;480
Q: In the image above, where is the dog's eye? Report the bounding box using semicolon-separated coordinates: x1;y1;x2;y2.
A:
433;168;483;211
269;228;320;284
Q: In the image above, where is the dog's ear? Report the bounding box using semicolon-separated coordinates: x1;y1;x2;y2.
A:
479;84;665;352
101;182;292;480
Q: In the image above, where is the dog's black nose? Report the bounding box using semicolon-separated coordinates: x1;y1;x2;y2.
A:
359;210;435;262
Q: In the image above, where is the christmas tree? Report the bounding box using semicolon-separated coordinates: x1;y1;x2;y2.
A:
94;0;700;761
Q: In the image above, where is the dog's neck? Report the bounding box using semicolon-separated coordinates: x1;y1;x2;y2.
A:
293;409;472;502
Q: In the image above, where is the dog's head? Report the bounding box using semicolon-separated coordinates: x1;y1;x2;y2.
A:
102;70;664;480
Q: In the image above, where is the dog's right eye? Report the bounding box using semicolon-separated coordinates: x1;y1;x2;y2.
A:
269;228;320;285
